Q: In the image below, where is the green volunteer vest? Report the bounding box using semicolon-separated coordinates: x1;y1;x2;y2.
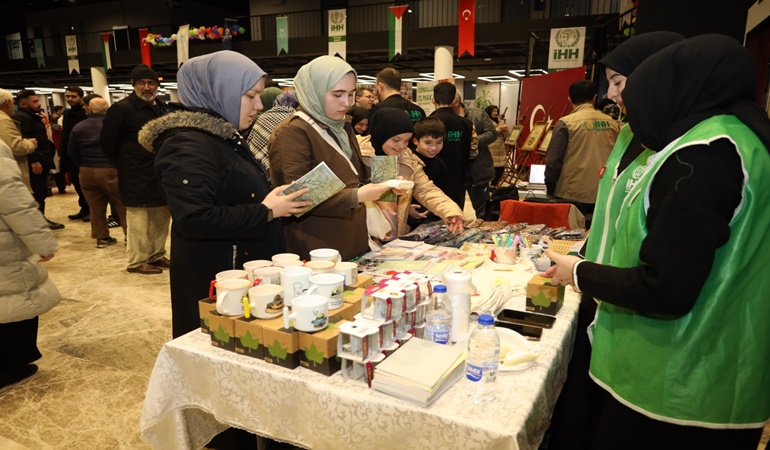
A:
585;125;655;263
589;115;770;428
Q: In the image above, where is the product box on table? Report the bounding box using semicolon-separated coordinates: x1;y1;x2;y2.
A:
261;316;301;369
233;317;265;359
198;298;217;334
329;302;357;321
346;274;373;290
526;274;564;316
298;318;346;376
208;311;240;351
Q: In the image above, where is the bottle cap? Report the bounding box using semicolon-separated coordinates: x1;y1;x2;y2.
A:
433;284;447;293
478;314;494;325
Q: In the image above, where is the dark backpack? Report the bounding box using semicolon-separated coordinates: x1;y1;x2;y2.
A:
484;185;519;221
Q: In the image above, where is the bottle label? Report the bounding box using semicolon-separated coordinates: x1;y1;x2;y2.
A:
431;330;449;344
466;363;483;382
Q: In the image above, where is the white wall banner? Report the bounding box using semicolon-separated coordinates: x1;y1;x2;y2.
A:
65;34;80;74
547;27;586;69
416;81;438;116
328;9;346;59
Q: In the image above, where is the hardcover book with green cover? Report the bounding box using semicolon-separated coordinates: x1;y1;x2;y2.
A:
281;162;346;217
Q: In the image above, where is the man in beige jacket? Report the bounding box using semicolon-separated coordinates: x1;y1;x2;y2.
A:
0;89;37;189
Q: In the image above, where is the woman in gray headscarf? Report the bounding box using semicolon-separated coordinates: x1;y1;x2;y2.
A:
139;50;311;339
268;55;391;260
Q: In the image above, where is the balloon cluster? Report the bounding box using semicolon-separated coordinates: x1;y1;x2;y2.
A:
143;24;247;47
189;24;247;40
144;33;176;47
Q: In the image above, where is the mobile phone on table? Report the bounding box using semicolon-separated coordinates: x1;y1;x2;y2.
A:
497;309;556;329
494;320;543;341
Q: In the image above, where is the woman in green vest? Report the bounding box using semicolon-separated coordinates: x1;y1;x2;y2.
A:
547;31;684;450
544;34;770;449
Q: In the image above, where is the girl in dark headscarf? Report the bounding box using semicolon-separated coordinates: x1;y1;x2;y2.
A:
484;104;509;186
546;31;685;450
348;105;369;135
545;34;770;450
366;107;464;240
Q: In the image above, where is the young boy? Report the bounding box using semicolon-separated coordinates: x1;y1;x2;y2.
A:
408;117;452;229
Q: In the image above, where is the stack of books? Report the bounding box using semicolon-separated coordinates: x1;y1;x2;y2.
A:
372;338;466;407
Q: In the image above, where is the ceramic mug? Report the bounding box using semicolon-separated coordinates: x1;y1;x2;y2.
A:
209;278;250;316
304;260;335;274
243;260;272;284
307;273;345;310
215;269;249;282
248;284;284;319
283;294;329;333
252;266;282;286
273;260;304;268
309;248;341;263
334;261;359;286
280;266;313;307
272;253;301;265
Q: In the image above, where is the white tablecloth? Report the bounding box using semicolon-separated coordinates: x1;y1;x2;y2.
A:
140;289;580;450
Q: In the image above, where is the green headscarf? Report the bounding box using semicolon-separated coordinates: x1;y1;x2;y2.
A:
260;87;283;113
293;55;356;158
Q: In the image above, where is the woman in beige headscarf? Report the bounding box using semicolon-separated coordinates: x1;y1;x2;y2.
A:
269;56;391;260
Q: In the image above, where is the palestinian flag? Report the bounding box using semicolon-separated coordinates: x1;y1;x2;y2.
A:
100;32;112;72
388;5;408;61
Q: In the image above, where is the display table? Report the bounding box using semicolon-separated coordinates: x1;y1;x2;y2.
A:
139;286;580;450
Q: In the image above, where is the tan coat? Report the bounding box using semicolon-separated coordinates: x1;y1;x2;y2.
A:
269;112;370;261
0;110;35;189
0;140;60;324
367;149;464;238
489;121;509;168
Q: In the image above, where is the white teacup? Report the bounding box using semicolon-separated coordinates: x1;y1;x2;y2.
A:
272;253;301;265
334;261;359;286
283;294;329;333
274;260;304;268
243;260;272;283
307;273;345;310
211;278;250;316
309;248;341;263
280;266;312;307
304;260;335;274
252;266;282;286
215;269;249;281
248;284;284;319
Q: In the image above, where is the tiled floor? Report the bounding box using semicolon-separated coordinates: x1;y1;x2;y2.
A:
0;192;768;449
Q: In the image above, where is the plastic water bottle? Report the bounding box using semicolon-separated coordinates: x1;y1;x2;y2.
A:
425;285;452;345
465;314;500;404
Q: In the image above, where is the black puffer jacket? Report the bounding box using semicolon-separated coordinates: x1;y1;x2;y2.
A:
140;108;285;338
100;92;167;206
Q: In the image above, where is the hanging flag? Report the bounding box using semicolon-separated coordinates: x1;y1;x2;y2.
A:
548;27;586;69
177;24;189;67
65;34;80;74
139;28;152;67
33;38;45;68
276;16;288;55
458;0;475;58
100;32;112;72
388;5;408;61
328;9;346;59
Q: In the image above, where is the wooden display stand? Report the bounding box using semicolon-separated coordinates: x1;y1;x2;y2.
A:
495;105;555;188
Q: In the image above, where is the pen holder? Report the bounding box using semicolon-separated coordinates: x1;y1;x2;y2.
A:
492;246;519;265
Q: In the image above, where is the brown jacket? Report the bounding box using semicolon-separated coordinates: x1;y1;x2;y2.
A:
268;112;370;261
489;121;509;168
368;149;464;237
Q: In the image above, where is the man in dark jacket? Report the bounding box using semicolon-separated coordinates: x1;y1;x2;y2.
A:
429;82;473;211
60;86;90;222
11;90;63;230
100;64;169;275
69;97;127;249
373;68;426;124
453;94;497;218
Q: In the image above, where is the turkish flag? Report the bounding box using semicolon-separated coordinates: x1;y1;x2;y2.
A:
139;28;152;67
458;0;475;57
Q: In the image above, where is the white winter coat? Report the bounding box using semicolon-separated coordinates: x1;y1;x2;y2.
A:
0;140;60;323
